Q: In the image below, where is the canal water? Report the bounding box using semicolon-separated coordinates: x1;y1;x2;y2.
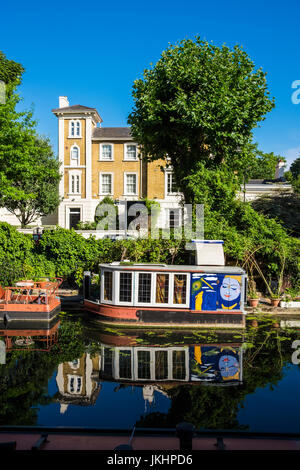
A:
1;311;300;433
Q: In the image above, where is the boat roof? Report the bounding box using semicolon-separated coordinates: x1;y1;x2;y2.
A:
99;263;245;274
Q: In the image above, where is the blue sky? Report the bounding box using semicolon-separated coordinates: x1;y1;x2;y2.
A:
1;0;300;167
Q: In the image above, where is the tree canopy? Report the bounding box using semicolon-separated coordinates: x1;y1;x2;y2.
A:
0;51;61;226
128;37;275;203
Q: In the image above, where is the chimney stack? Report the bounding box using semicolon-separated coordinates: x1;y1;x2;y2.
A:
275;159;285;179
59;96;69;108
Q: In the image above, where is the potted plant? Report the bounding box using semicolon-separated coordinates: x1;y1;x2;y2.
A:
248;290;259;307
244;245;286;309
244;261;260;307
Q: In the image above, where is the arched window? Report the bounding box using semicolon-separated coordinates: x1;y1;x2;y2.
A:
70;145;80;166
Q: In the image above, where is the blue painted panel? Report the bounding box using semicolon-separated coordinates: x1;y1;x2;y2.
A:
189;345;241;383
190;273;242;311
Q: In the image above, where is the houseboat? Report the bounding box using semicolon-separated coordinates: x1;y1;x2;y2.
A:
0;277;62;323
84;240;247;328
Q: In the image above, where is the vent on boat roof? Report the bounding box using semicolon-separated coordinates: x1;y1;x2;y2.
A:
192;240;225;266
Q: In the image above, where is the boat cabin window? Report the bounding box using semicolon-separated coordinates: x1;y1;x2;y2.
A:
173;274;187;304
119;350;132;379
104;271;113;301
138;273;152;303
155;350;168;380
156;274;169;304
172;350;186;380
137;350;151;379
119;272;132;302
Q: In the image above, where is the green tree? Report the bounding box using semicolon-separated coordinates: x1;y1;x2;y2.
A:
128;37;274;204
245;143;284;180
0;51;61;226
290;157;300;180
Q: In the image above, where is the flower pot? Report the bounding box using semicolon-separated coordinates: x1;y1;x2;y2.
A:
249;298;259;307
271;298;280;307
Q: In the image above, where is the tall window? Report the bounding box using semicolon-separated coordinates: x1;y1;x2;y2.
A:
138;273;152;303
167;172;179;195
124;144;138;161
100;173;112;195
173;274;187;304
70;173;81;194
155;350;168;380
125;173;137;195
119;272;132;302
104;271;113;301
172;350;186;380
70;145;80;166
69;120;81;137
119;350;132;379
137;350;151;379
156;274;169;303
169;209;181;229
100;144;113;161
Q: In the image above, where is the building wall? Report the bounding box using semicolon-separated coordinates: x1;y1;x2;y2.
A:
91;141;141;199
147;159;165;200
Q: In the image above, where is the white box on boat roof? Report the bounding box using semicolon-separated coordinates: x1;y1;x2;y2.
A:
192;240;225;266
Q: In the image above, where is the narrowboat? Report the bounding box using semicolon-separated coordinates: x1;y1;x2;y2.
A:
0;277;62;323
84;240;247;328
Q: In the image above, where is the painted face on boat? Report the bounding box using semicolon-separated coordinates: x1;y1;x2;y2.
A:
220;277;240;302
219;354;239;378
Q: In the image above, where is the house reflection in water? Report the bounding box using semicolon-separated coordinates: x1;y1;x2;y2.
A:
55;353;101;414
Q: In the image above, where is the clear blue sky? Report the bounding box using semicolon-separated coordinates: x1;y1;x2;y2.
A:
1;0;300;167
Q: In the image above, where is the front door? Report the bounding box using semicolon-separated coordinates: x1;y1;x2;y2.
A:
69;208;81;229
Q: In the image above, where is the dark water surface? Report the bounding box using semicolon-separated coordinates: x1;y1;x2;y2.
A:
1;311;300;433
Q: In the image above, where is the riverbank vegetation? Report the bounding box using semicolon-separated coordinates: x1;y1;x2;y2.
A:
0;219;298;299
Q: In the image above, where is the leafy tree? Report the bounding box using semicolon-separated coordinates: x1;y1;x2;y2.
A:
291;174;300;195
0;51;61;226
252;190;300;237
128;37;274;204
290;157;300;180
245;143;284;180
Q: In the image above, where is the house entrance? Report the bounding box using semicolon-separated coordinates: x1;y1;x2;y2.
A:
69;208;81;229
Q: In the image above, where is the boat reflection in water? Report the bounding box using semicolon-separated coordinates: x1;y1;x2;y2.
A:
0;317;60;354
91;329;243;389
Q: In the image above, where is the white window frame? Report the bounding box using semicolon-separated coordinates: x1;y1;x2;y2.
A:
99;172;114;196
101;269;115;304
67;374;83;394
68;120;82;138
165;170;180;196
124;143;138;161
134;271;189;308
70;143;80;166
114;347;134;380
124;172;138;196
99;143;114;161
68;170;82;195
116;271;134;306
132;347;189;381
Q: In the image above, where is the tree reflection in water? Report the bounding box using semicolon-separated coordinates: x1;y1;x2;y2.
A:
0;314;299;430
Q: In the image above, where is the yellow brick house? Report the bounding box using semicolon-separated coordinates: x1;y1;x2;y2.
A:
52;96;183;231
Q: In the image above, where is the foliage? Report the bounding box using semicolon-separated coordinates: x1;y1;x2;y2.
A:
251;190;300;237
0;222;34;285
0;51;61;227
128;36;274;204
292;174;300;195
94;196;119;230
244;143;284;180
290;157;300;180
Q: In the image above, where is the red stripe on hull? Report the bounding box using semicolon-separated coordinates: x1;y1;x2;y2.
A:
84;301;243;319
